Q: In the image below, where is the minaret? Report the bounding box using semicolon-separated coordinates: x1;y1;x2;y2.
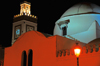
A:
11;1;37;45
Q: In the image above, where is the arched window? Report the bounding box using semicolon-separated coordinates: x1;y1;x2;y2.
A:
28;49;33;66
21;51;27;66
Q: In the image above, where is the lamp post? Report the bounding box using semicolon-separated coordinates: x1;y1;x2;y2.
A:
74;43;81;66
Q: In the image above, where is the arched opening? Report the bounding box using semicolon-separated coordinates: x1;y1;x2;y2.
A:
62;26;66;36
21;51;27;66
28;49;33;66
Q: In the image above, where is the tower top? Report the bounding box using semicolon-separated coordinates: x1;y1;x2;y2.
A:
20;1;31;15
20;1;31;5
14;1;37;19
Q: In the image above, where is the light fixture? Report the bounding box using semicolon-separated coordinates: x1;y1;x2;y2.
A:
74;48;81;57
74;43;81;66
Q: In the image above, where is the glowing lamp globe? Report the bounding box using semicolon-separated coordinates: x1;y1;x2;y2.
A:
74;48;81;57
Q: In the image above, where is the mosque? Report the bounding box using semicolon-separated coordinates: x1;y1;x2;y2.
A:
0;1;100;66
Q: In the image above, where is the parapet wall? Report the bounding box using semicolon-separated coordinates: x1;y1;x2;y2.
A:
56;44;100;57
14;13;37;19
56;44;100;66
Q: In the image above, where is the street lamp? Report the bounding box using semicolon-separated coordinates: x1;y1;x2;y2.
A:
74;43;81;66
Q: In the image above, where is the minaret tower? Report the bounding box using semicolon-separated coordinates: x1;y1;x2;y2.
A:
12;1;37;45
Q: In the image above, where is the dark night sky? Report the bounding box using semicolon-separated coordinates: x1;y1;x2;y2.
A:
0;0;100;47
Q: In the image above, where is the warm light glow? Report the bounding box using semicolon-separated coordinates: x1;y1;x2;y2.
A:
30;15;32;17
28;14;29;16
32;15;34;17
20;2;31;15
24;10;25;13
18;14;19;16
74;48;81;57
13;1;37;18
29;11;30;14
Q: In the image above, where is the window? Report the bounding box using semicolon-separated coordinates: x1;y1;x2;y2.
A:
14;25;21;39
21;51;27;66
26;25;35;32
62;26;66;36
28;49;33;66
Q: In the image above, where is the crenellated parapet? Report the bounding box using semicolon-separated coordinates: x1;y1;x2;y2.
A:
14;14;37;19
56;49;73;57
56;44;100;57
14;1;37;19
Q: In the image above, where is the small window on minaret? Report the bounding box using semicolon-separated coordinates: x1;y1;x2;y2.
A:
62;26;66;36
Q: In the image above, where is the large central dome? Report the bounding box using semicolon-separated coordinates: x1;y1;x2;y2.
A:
53;2;100;43
61;2;100;18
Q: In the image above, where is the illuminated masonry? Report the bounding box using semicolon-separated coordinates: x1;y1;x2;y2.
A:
11;1;37;45
14;1;37;18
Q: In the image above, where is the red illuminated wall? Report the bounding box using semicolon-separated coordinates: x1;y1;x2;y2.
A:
4;31;100;66
57;45;100;66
